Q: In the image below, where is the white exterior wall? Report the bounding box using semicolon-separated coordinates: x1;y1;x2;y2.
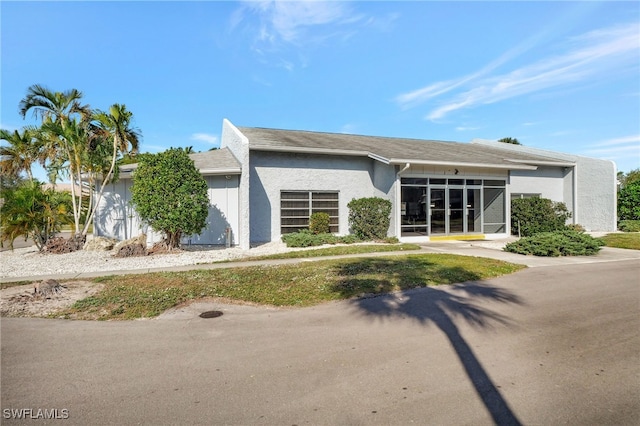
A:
184;175;239;245
94;175;240;246
574;157;617;231
221;119;251;249
509;167;565;201
249;151;390;243
472;140;616;231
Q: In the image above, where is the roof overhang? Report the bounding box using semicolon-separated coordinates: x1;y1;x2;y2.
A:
389;159;539;170
117;165;241;179
504;158;576;167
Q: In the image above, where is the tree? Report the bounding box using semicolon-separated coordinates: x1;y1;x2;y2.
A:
0;128;41;182
1;180;73;251
19;85;140;237
88;104;141;233
19;84;90;125
618;168;640;188
498;137;521;145
618;181;640;221
131;148;209;249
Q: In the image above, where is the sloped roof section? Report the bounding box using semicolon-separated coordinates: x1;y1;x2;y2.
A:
237;126;573;170
119;147;241;177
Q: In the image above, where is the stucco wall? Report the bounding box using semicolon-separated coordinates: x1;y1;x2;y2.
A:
220;119;251;249
509;167;565;201
575;157;617;231
248;151;389;243
94;175;240;246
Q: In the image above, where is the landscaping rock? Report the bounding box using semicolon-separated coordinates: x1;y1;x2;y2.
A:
113;243;147;258
44;235;86;254
113;234;147;253
84;237;118;251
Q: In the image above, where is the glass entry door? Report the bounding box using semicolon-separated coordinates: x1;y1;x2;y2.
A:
429;187;467;235
429;188;446;234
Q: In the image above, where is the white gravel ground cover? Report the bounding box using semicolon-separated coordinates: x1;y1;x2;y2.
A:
0;242;300;279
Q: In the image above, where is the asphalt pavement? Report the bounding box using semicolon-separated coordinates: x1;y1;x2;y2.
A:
1;247;639;425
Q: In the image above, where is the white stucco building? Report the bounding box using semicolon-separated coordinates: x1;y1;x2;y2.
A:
94;119;617;248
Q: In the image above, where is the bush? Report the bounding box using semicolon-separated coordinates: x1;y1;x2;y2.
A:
281;230;363;248
504;229;605;257
618;180;640;221
309;212;330;234
618;220;640;232
511;197;571;237
565;223;585;233
131;148;209;249
348;197;392;240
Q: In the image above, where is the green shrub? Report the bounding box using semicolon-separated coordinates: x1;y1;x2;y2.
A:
339;234;361;244
504;229;605;257
511;197;571;237
309;212;330;234
281;230;365;248
618;180;640;221
618;220;640;232
565;223;585;233
348;197;392;240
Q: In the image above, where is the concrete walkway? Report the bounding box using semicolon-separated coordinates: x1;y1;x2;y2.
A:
3;239;639;283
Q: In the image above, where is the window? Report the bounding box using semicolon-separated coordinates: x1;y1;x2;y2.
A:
281;191;339;234
510;193;541;200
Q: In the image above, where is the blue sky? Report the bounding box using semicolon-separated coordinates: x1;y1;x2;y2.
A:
2;1;639;180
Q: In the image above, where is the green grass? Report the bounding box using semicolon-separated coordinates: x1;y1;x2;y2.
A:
245;243;420;260
57;254;525;321
602;233;640;250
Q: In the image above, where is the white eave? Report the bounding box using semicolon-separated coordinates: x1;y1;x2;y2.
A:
389;158;539;170
199;168;241;176
504;158;576;167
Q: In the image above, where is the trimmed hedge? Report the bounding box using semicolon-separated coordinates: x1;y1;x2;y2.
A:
511;197;571;237
281;230;361;248
504;229;605;257
309;212;330;234
348;197;392;240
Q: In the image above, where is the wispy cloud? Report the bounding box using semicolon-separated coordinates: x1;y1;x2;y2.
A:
397;22;640;121
236;0;364;47
232;1;368;70
191;133;219;146
584;134;640;166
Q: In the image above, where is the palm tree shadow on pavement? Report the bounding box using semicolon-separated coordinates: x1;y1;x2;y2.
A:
333;259;525;425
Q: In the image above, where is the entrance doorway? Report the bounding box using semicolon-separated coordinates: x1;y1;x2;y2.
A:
401;177;500;237
429;187;465;235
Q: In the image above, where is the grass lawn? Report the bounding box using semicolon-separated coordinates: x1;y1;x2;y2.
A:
602;233;640;250
246;243;421;260
58;254;525;320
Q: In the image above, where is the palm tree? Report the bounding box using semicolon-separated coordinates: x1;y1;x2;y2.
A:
84;104;141;235
0;128;41;181
19;84;90;125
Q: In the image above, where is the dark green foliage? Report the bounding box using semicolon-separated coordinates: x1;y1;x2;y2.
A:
0;180;73;251
618;220;640;232
281;230;361;248
131;148;209;249
511;197;571;237
498;137;521;145
347;197;392;240
618;180;640;221
504;229;604;257
309;212;330;234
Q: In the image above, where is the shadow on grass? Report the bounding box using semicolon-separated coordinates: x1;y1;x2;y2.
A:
333;258;524;426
